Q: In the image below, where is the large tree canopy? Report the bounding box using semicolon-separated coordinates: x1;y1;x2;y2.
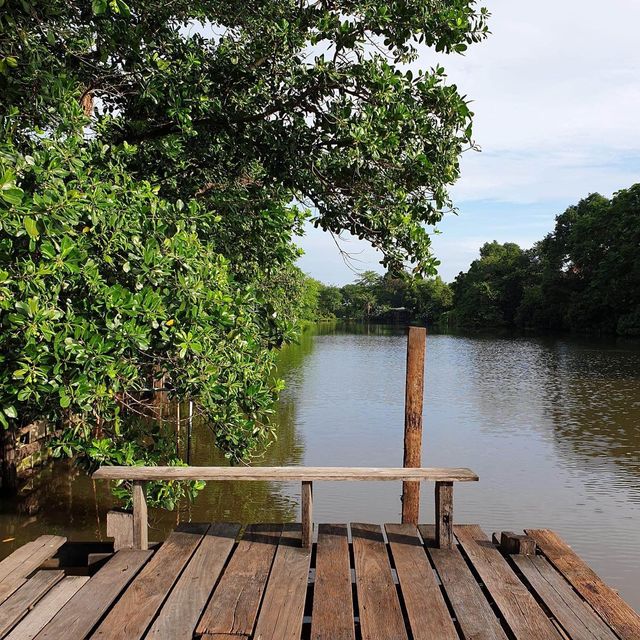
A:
0;0;488;489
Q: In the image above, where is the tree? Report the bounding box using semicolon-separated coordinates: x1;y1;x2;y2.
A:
0;1;489;483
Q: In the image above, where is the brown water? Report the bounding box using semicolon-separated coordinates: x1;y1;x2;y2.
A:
1;324;639;609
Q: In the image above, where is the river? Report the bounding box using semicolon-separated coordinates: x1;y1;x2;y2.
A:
1;323;639;608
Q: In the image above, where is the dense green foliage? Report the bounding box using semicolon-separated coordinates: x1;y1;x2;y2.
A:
1;0;488;495
452;185;640;335
316;270;453;326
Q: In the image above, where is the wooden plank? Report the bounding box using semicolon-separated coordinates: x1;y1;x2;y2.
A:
93;466;479;482
527;528;640;640
435;481;454;549
253;524;311;640
512;554;618;640
499;531;536;555
91;523;208;639
302;481;313;548
385;523;457;640
311;524;354;640
420;525;508;640
146;523;240;640
455;525;562;639
351;523;408;640
0;570;63;637
5;576;88;640
402;326;426;525
0;536;66;605
132;481;148;550
196;524;281;637
34;550;152;640
106;510;133;551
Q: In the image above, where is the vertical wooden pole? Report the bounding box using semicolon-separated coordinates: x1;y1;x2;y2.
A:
301;480;313;548
132;480;148;550
401;326;426;524
435;481;454;549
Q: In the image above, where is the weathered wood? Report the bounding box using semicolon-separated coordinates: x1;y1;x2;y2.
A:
435;481;454;549
455;525;562;639
0;536;67;605
512;554;618;640
35;550;151;640
527;528;640;640
420;524;508;640
91;523;208;639
500;531;536;555
351;523;408;640
310;524;354;640
385;523;457;640
132;480;148;551
5;576;88;640
196;524;281;637
253;524;311;640
0;570;63;637
106;510;133;551
401;326;426;525
146;523;240;640
93;465;478;482
301;480;313;548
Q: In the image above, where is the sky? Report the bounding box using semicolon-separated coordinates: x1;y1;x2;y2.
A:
297;0;640;284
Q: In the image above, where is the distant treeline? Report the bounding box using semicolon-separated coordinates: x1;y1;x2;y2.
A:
311;184;640;335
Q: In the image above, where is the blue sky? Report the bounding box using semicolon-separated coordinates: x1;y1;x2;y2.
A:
298;0;640;284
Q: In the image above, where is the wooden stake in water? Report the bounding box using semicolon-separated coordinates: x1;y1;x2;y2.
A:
401;326;426;525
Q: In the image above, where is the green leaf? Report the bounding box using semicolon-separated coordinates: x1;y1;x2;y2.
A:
24;217;39;239
1;187;24;206
3;406;17;419
92;0;107;15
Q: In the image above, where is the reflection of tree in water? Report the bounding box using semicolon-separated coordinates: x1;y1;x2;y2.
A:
538;338;640;485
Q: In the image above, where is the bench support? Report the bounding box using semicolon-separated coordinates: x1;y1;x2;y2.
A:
132;480;148;550
301;481;313;548
435;481;454;549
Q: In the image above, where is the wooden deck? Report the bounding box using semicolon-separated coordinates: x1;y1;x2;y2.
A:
0;523;638;640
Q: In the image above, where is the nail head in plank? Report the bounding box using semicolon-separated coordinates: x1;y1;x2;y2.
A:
93;466;478;482
196;524;282;637
34;550;152;640
0;570;64;637
385;523;457;640
253;524;311;640
146;522;240;640
5;576;88;640
526;528;640;640
419;525;508;640
512;554;618;640
91;523;209;639
455;524;563;639
351;523;409;640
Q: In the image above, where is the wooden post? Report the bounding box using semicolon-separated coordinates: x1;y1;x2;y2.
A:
132;480;148;550
301;480;313;548
402;326;426;524
435;481;454;549
499;531;537;555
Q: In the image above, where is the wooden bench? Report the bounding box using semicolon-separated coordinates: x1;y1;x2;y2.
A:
92;466;478;549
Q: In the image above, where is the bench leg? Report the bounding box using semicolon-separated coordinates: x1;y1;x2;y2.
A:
133;480;148;550
301;480;313;548
435;481;453;549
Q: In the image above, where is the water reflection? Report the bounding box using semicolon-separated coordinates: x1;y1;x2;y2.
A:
0;325;639;609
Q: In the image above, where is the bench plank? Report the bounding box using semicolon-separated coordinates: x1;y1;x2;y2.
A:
93;466;478;482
